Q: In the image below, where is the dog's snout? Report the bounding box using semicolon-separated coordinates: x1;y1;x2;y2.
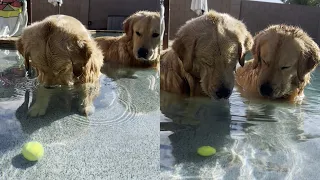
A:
137;48;149;59
215;87;231;99
260;83;273;97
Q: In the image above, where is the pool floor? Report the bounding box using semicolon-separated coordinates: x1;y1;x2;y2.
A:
0;49;160;179
160;68;320;179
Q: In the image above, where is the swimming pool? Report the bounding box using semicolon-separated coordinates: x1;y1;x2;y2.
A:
0;41;160;179
2;32;320;179
160;65;320;179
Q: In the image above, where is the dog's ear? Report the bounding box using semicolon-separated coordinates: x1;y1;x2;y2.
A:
238;34;254;67
78;40;92;61
251;33;264;69
238;43;245;67
224;27;253;67
123;12;142;38
72;40;93;77
297;44;320;82
172;36;196;72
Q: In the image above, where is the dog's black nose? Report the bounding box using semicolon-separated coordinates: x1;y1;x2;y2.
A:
260;83;273;97
216;87;231;99
137;48;148;59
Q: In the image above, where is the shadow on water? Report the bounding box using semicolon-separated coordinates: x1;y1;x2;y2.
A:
160;90;232;178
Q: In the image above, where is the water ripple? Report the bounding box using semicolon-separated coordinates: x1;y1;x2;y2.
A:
72;81;137;126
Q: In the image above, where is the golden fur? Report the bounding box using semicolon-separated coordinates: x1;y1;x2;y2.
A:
16;14;103;116
95;11;160;68
160;10;253;99
235;25;320;102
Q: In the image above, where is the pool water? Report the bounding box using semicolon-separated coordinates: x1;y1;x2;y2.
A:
2;30;320;179
160;67;320;179
0;47;160;179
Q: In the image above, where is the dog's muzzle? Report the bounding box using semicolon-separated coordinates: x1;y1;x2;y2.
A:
260;83;273;97
43;85;60;89
138;48;149;59
215;87;231;99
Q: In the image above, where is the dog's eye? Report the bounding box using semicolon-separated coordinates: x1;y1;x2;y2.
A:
262;59;267;64
152;33;159;38
281;66;290;70
261;58;269;66
136;31;141;36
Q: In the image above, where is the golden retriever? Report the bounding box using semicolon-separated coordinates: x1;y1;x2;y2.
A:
235;25;320;102
95;11;160;68
16;14;103;116
160;10;253;99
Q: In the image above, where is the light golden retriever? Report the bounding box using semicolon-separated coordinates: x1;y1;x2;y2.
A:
160;10;253;99
235;25;320;102
16;14;103;117
95;11;160;68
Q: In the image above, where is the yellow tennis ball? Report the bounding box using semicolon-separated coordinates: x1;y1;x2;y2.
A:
197;146;216;157
22;141;44;161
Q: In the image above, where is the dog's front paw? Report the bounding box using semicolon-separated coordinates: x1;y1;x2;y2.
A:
28;104;47;117
78;105;95;116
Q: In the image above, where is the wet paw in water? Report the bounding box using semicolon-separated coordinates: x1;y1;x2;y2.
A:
28;103;48;117
78;105;95;116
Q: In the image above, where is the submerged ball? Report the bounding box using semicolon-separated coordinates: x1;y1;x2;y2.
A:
22;141;44;161
197;146;216;157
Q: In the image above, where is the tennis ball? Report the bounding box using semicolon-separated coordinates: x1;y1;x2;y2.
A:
22;141;44;161
197;146;216;157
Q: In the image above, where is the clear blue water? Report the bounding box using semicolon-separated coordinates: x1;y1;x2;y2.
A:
160;67;320;179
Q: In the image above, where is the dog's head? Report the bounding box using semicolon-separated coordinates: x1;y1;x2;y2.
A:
251;25;320;99
123;11;160;61
172;11;253;99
